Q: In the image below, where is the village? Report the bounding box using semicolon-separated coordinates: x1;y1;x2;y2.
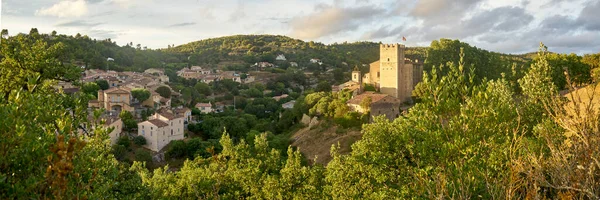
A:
54;44;424;166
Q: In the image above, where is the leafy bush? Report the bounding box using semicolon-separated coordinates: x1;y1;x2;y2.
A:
117;136;131;149
134;149;153;163
111;145;127;161
165;140;187;159
133;136;147;146
155;86;171;98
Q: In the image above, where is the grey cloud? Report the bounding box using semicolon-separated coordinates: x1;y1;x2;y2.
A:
168;22;197;27
465;6;533;32
87;29;120;40
360;25;404;40
56;20;104;27
410;0;483;25
290;4;386;39
540;15;579;34
577;1;600;31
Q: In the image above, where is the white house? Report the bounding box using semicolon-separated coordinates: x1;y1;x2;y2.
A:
137;111;185;152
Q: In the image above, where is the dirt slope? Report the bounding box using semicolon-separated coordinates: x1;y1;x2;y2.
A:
290;125;362;166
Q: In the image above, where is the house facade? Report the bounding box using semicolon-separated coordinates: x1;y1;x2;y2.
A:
89;87;134;112
195;102;213;114
137;111;185;152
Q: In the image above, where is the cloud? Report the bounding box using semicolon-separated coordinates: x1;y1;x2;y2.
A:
464;6;533;32
168;22;197;28
198;6;215;20
111;0;137;8
577;0;600;31
410;0;483;25
87;29;121;40
35;0;88;18
56;20;103;27
290;4;385;39
228;0;246;22
360;25;404;40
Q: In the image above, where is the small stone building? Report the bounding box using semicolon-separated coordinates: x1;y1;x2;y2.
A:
347;92;401;121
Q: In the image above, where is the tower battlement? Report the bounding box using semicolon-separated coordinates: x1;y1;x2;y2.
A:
380;43;405;49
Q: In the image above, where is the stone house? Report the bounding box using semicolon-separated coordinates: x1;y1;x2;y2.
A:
346;92;401;121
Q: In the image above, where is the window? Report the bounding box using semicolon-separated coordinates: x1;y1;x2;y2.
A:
150;131;152;136
171;122;173;126
387;58;390;61
171;130;173;135
151;127;153;130
163;131;165;135
142;130;145;135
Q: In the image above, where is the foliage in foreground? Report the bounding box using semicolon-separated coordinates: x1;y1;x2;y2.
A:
2;34;600;199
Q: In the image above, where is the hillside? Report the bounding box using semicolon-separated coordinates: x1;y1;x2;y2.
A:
291;124;362;165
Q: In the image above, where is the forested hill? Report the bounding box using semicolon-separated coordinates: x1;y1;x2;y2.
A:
165;35;385;68
1;29;551;83
167;35;430;68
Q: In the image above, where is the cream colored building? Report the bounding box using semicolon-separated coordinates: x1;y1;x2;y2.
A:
195;102;213;114
137;111;185;152
89;87;134;112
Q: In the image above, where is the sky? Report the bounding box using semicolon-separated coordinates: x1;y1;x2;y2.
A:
1;0;599;54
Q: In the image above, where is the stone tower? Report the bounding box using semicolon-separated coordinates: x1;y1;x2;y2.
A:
352;66;363;93
352;66;361;83
379;44;413;102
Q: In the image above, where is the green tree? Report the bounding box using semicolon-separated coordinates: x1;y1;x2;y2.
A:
194;82;212;96
95;79;109;90
133;136;147;146
0;32;80;97
81;82;101;97
131;89;151;102
316;81;331;92
134;149;152;163
155;86;171;98
119;110;138;131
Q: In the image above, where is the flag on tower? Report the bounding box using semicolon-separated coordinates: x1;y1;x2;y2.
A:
402;36;407;41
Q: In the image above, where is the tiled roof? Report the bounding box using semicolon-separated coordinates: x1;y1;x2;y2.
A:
347;92;397;105
157;110;177;120
195;103;211;107
148;119;169;127
104;87;130;94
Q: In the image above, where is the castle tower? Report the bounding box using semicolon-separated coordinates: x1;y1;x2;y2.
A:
379;44;413;102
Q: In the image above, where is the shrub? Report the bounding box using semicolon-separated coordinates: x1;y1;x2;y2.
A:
134;149;153;163
133;136;147;146
117;136;131;149
165;140;187;159
111;145;127;161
